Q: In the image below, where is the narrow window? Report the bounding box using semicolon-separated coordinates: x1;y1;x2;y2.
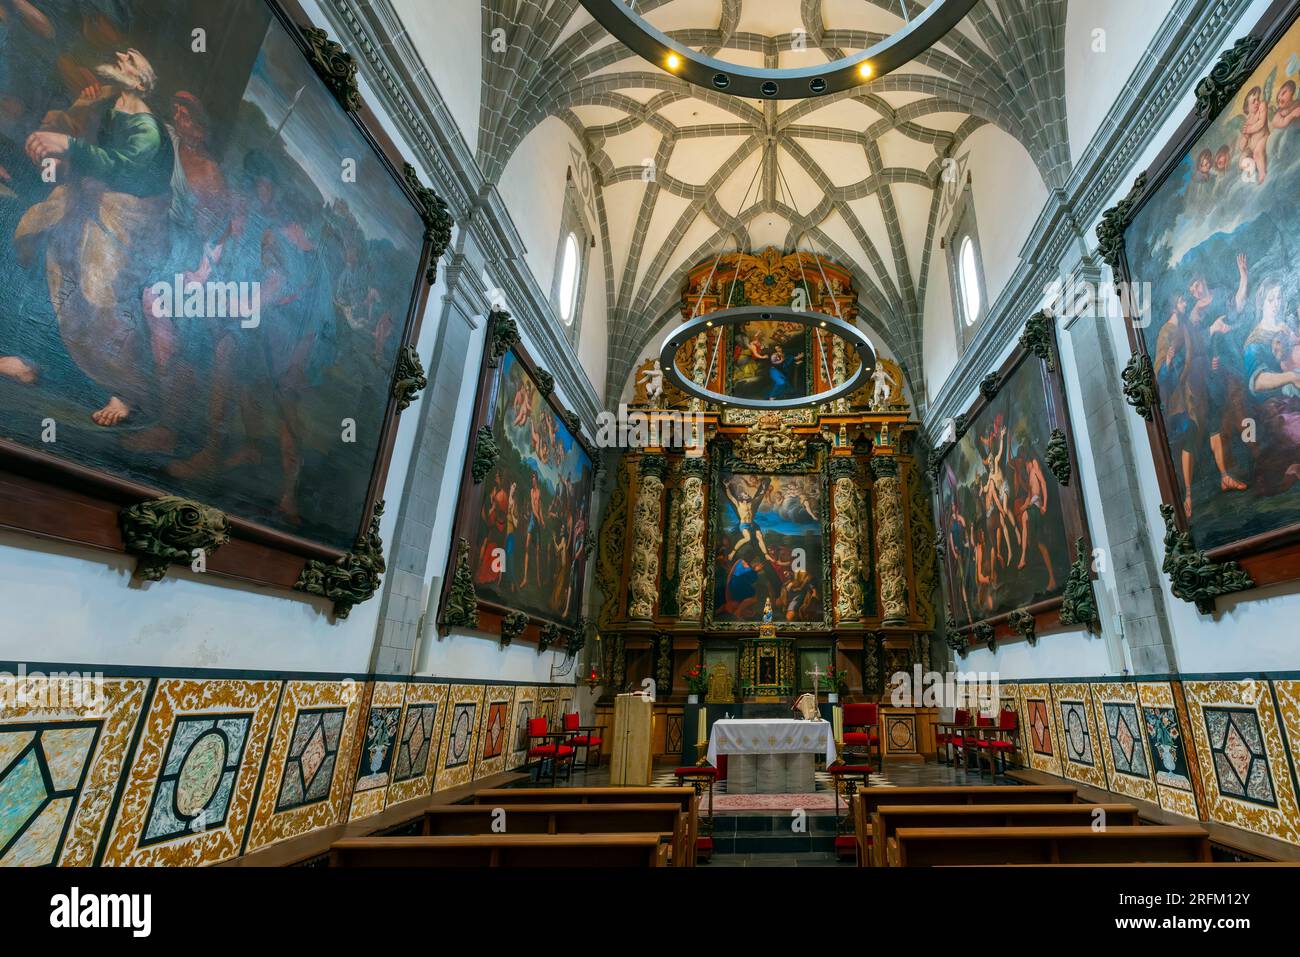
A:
959;235;981;325
558;232;580;324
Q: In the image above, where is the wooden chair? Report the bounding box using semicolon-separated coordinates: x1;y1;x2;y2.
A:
934;708;970;764
827;763;872;862
970;708;1019;777
562;711;604;770
842;703;881;768
961;714;995;772
673;766;719;863
526;717;574;785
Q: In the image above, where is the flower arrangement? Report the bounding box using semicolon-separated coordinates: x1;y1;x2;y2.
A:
686;666;709;696
825;664;849;692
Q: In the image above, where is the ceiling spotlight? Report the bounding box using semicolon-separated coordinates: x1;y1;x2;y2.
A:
666;53;681;70
858;62;874;80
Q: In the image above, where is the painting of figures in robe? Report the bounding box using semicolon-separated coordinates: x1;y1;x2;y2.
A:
0;0;426;551
711;467;825;626
468;348;594;627
727;319;810;402
935;358;1074;629
1125;13;1300;550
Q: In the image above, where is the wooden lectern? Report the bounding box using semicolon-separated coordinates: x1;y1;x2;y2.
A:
609;693;655;785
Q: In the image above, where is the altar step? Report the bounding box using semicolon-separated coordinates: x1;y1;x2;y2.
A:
706;811;841;855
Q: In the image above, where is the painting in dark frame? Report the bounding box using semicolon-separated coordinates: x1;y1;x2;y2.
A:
933;336;1089;634
0;0;438;587
442;324;596;633
1110;0;1300;592
706;443;830;631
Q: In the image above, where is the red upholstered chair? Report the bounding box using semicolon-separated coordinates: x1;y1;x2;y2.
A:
973;708;1019;777
842;703;881;768
563;711;604;770
935;708;970;765
962;714;995;772
526;717;574;785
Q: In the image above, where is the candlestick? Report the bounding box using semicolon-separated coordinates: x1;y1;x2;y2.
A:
696;706;709;766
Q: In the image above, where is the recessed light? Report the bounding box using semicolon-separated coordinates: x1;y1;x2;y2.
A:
858;62;874;79
761;81;779;97
713;73;730;89
809;77;827;94
666;53;681;70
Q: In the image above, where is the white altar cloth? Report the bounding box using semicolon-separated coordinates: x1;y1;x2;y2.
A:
706;718;836;766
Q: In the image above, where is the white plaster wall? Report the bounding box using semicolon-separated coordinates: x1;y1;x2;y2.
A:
497;116;609;392
389;0;482;153
1063;0;1179;169
921;126;1048;398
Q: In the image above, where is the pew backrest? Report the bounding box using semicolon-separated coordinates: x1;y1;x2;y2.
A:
890;825;1211;867
330;833;670;867
868;804;1140;867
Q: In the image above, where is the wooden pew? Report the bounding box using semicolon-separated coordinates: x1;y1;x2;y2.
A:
890;825;1212;867
472;787;699;865
864;803;1139;867
329;833;669;867
852;786;1078;865
422;803;690;866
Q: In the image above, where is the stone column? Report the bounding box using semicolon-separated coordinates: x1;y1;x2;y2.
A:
871;456;909;627
829;456;863;623
1064;256;1176;672
675;456;708;622
628;453;667;621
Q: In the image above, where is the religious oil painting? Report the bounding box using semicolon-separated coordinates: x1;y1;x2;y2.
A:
1124;13;1300;553
0;0;428;552
727;319;810;402
935;353;1083;630
709;465;827;628
458;346;594;628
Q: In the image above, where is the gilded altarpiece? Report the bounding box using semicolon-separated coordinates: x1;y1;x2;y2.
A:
597;249;939;705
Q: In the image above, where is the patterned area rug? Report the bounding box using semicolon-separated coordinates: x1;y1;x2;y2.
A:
712;791;837;811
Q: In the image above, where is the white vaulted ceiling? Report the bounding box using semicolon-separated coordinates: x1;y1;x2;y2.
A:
476;0;1071;405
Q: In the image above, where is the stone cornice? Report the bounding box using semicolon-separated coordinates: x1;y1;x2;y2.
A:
322;0;602;430
923;0;1250;431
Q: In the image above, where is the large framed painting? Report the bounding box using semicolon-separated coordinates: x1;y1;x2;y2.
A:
1103;0;1300;609
439;312;596;640
706;442;830;631
0;0;448;609
933;321;1093;644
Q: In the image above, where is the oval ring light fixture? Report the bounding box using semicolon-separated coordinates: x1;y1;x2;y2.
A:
577;0;980;99
659;306;877;410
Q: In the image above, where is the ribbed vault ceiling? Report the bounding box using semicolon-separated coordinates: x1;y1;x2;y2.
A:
477;0;1071;407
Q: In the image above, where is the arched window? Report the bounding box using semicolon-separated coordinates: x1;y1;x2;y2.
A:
558;232;581;324
958;235;981;326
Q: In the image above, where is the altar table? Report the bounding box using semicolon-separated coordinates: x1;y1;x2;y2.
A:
706;719;836;794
